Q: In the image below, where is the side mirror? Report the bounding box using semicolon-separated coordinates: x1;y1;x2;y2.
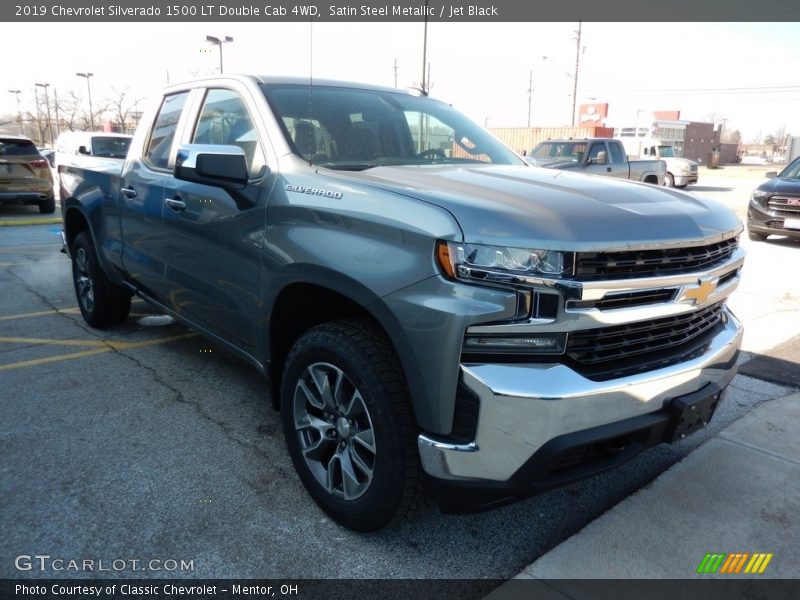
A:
78;145;90;155
765;171;778;179
174;144;249;191
591;150;608;165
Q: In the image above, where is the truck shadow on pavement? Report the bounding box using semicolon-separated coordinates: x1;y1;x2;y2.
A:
685;185;734;192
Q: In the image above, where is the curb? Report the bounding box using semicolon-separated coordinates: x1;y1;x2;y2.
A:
0;217;62;227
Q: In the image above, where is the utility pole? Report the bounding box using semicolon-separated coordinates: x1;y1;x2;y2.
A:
393;58;398;88
8;90;23;135
571;21;582;127
421;0;428;94
527;70;533;128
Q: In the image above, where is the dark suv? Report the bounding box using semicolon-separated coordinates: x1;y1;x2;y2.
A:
0;135;56;214
748;156;800;241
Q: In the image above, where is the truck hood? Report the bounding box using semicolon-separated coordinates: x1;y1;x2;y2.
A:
326;164;741;251
756;176;800;195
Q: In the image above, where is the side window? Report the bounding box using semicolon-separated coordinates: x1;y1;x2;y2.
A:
192;88;266;178
608;141;626;164
145;92;189;170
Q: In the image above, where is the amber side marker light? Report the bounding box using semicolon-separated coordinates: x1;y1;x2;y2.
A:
435;240;456;279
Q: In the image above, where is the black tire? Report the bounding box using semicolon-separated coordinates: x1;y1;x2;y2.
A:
748;230;768;242
664;172;675;187
675;184;688;189
71;231;132;328
281;319;420;532
39;196;56;214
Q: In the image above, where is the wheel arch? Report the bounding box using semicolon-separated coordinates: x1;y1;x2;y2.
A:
266;278;427;430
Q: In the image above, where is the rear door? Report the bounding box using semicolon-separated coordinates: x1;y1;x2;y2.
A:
160;86;272;355
119;91;192;300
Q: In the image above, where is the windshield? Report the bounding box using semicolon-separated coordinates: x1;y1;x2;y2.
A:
261;84;523;170
778;157;800;180
530;141;587;163
658;146;676;157
91;136;131;158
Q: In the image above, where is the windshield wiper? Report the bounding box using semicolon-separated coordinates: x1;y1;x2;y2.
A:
320;163;380;171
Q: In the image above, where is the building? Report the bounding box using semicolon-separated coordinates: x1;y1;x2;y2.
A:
489;126;614;155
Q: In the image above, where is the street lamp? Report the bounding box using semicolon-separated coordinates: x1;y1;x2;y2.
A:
35;83;53;146
76;72;94;131
205;35;234;74
8;89;23;135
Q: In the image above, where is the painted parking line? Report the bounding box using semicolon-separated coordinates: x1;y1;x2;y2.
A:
0;301;149;322
0;333;197;372
0;308;82;321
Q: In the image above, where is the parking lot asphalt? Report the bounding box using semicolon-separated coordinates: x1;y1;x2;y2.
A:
1;168;798;588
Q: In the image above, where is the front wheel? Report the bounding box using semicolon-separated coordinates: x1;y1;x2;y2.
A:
71;231;132;328
664;172;675;187
748;230;768;242
281;319;420;532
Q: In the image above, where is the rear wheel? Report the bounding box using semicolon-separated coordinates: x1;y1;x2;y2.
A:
281;319;420;532
38;196;56;214
71;231;132;328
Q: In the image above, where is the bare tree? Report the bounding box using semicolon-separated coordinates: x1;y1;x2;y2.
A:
107;86;144;134
58;91;84;132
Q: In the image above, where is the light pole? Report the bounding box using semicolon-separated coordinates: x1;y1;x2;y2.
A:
33;85;44;145
206;35;234;74
76;72;94;130
8;89;23;135
35;83;53;146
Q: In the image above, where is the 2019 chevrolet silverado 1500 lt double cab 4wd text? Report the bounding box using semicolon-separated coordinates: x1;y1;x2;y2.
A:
60;75;744;531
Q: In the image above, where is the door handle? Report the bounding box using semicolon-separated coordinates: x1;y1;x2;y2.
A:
606;167;612;172
121;186;137;198
165;197;186;212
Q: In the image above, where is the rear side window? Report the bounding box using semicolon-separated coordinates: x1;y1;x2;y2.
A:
608;142;626;164
145;92;189;169
91;137;131;159
0;138;38;156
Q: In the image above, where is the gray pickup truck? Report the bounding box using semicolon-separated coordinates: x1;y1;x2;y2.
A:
527;138;666;185
60;75;744;531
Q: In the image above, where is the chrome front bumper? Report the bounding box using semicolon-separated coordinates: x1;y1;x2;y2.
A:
418;308;742;482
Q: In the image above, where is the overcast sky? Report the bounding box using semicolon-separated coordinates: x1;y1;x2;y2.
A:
2;21;799;141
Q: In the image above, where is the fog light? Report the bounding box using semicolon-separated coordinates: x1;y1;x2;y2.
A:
463;333;566;355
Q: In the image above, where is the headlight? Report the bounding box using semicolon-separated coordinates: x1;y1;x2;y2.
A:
436;240;569;284
750;190;770;207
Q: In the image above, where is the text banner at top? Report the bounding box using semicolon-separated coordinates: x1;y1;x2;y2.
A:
4;0;800;22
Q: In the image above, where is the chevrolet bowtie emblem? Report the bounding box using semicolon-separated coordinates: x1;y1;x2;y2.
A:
682;277;719;305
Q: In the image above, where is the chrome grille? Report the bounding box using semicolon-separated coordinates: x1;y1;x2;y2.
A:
575;237;738;279
768;196;800;216
566;302;725;380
